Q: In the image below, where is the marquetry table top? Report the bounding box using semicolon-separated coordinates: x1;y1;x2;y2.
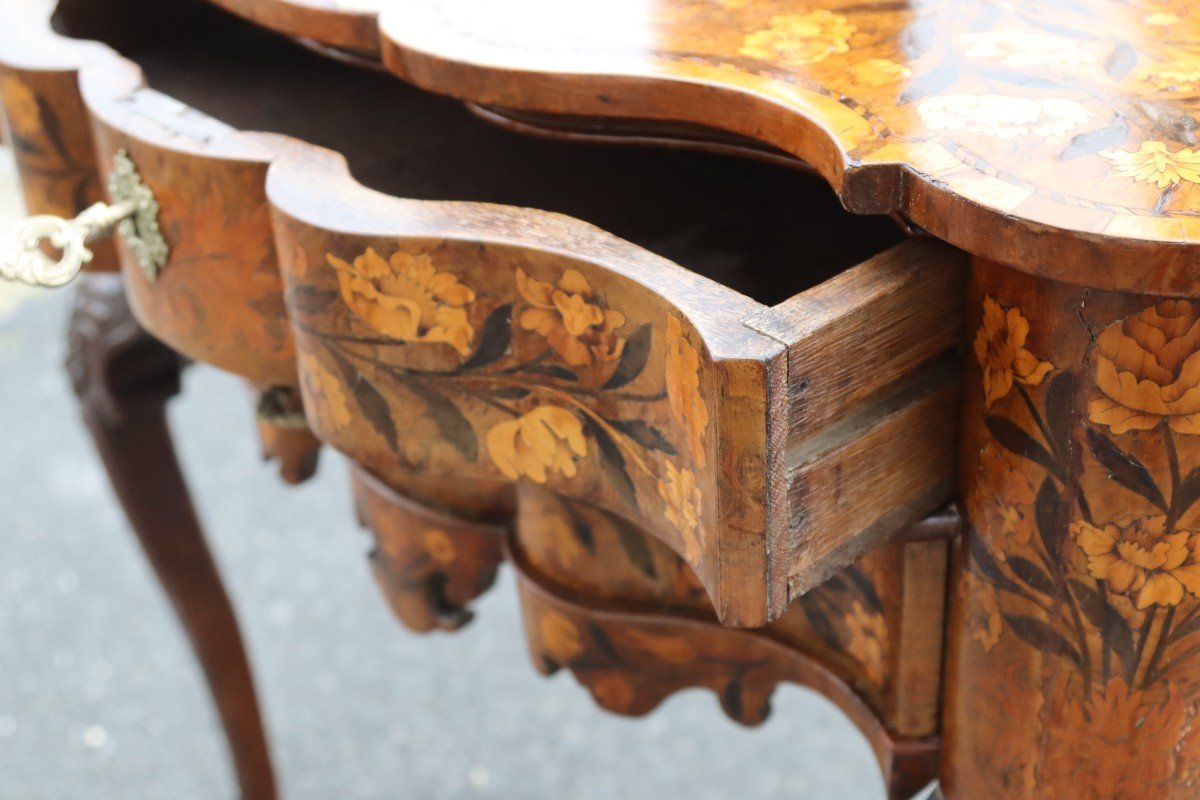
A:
207;0;1200;289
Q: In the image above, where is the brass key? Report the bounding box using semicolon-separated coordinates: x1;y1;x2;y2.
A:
0;150;168;287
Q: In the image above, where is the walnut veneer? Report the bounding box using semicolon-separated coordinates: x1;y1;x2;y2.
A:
4;0;1199;798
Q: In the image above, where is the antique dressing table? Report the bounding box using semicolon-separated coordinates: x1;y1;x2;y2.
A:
2;0;1198;797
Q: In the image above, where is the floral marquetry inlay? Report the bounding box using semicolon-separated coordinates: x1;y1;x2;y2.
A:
955;278;1200;798
1103;142;1200;189
487;405;588;483
515;267;625;368
735;10;855;66
1072;516;1200;610
973;296;1052;409
328;248;477;355
287;242;719;573
1088;300;1200;434
965;294;1200;658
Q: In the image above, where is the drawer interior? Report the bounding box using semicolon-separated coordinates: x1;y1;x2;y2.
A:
61;7;903;306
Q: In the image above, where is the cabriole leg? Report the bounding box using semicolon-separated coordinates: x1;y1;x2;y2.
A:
67;273;277;800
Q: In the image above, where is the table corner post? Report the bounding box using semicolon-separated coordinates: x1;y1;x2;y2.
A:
941;255;1200;798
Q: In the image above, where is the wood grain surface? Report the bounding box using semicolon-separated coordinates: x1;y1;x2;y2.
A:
181;0;1200;291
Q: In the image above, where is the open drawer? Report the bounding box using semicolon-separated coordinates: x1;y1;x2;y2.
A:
2;3;965;626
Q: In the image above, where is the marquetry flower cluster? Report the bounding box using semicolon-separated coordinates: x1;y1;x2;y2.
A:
709;0;1199;211
796;560;891;690
917;95;1091;142
1103;141;1200;189
327;248;477;355
961;567;1002;651
967;443;1037;551
488;405;588;484
660;316;709;562
515;268;625;367
1041;677;1185;798
843;600;887;685
738;10;854;67
1088;300;1200;435
1072;517;1200;609
959;439;1038;655
657;460;703;563
298;350;352;435
664;315;708;467
961;31;1097;67
956;666;1189;800
974;296;1053;408
298;246;714;569
1069;300;1200;612
849;59;910;88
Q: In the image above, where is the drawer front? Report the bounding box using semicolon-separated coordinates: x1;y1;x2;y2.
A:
514;483;954;740
78;66;296;385
267;146;785;625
